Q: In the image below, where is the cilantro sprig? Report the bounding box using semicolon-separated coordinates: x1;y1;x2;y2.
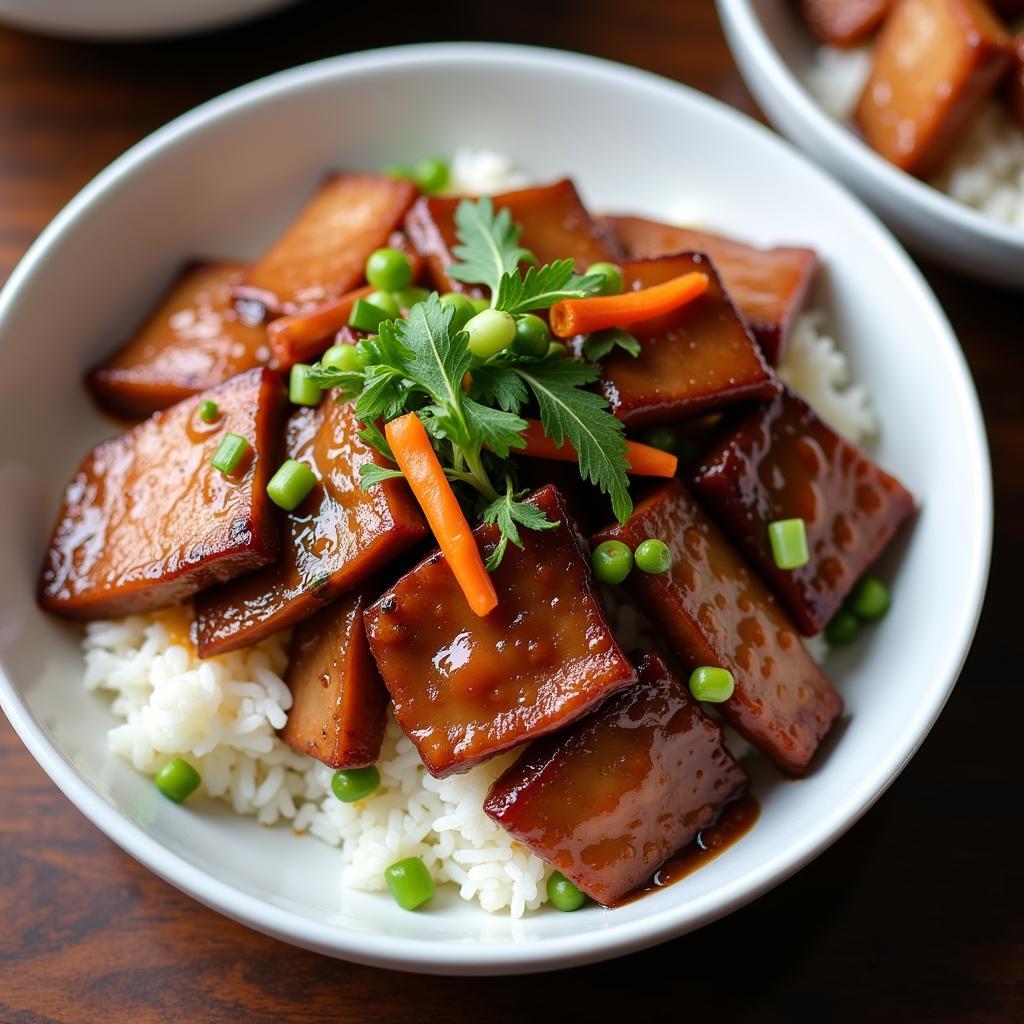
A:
309;196;633;568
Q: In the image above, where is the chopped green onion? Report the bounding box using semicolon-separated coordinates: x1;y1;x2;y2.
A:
385;857;436;911
634;538;672;574
768;518;810;570
365;248;413;292
688;666;735;703
412;156;449;195
591;540;634;585
289;363;323;407
331;765;381;803
321;344;360;373
211;433;249;475
847;575;891;621
825;609;861;645
587;261;624;296
267;459;318;511
198;400;219;423
392;285;430;310
154;757;201;802
547;871;586;911
348;298;393;333
465;308;516;359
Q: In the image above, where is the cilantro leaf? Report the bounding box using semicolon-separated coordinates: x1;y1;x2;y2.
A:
494;260;604;315
358;463;406;491
468;363;528;411
582;327;642;362
512;356;632;523
480;481;560;571
447;198;531;296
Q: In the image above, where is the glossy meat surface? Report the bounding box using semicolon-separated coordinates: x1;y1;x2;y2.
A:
280;590;388;769
88;262;270;417
593;480;842;775
595;254;779;428
194;396;427;656
1010;34;1024;128
599;215;817;364
405;179;620;294
799;0;891;45
855;0;1013;176
239;174;418;314
363;486;636;778
690;388;914;634
40;368;284;619
484;652;748;906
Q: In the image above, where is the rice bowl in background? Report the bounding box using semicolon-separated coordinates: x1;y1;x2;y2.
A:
0;45;991;973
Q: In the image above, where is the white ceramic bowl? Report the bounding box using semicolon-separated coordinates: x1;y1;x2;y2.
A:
0;44;992;975
0;0;298;40
717;0;1024;289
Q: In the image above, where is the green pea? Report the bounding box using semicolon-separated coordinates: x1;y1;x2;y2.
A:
547;871;586;912
510;314;551;358
465;308;516;359
198;400;219;423
382;163;412;181
640;426;679;453
825;609;861;645
412;156;450;195
591;540;634;585
547;341;568;358
587;261;624;296
355;339;379;368
321;343;360;373
392;286;430;310
366;289;402;318
847;575;891;621
154;757;201;803
385;856;436;911
688;666;735;703
634;538;672;574
331;765;381;803
365;248;413;292
470;297;491;315
440;292;477;332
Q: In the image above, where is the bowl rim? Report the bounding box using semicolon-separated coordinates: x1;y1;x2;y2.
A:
0;41;993;975
716;0;1024;253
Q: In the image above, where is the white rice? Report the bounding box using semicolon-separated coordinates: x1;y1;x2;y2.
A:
805;44;1024;229
80;148;875;917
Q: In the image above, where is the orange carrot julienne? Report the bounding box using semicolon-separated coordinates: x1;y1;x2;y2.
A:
550;271;709;338
267;284;374;370
516;419;678;478
384;413;498;618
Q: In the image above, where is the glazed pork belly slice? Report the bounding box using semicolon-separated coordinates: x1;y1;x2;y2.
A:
87;262;271;418
404;178;621;295
363;485;637;778
593;480;842;776
855;0;1014;176
194;396;427;657
690;386;914;635
39;367;284;619
484;651;749;907
279;589;389;769
598;215;817;365
593;254;780;428
799;0;892;45
237;173;418;316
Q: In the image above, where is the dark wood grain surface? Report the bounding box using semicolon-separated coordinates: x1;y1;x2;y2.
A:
1;2;1020;1021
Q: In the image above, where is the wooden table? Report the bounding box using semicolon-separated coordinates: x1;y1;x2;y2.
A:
1;3;1020;1021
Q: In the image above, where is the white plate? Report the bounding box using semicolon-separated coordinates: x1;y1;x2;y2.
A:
0;0;299;39
717;0;1024;289
0;43;992;974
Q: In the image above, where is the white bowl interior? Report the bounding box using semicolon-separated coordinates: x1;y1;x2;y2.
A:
717;0;1024;288
0;45;991;974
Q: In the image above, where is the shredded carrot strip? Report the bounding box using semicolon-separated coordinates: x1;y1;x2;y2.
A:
267;285;374;370
384;413;498;617
549;272;709;338
516;420;677;478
